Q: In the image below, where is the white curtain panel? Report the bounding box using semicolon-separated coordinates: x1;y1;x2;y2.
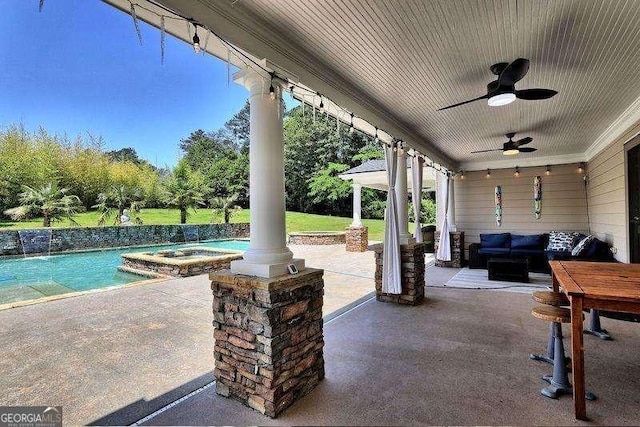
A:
411;155;425;242
383;143;402;294
436;174;451;261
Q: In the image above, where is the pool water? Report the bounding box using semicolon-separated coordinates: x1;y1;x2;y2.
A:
0;239;249;305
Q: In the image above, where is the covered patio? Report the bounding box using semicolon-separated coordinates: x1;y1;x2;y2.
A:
91;0;640;423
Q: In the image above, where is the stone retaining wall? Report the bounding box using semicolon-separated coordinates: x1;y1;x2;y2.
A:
0;223;249;256
211;268;325;418
288;232;346;245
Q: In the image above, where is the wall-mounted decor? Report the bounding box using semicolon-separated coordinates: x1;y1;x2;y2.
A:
495;185;502;226
534;176;542;219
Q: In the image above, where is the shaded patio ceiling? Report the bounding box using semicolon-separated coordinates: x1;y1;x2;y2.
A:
104;0;640;171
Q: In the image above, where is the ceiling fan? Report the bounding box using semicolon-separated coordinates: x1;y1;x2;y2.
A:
471;132;537;156
438;58;557;110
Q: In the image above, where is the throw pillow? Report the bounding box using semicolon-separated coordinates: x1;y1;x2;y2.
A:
572;234;595;256
547;231;578;251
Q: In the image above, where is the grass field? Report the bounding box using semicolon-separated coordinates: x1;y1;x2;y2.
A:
0;209;388;241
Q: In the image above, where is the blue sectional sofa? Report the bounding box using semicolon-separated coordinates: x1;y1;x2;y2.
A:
469;233;548;272
468;232;615;273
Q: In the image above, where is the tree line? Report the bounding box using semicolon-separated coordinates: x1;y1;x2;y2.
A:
1;101;434;227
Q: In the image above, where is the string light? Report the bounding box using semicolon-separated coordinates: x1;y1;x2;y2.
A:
486;169;491;178
514;166;520;177
578;162;585;174
192;24;200;53
374;127;379;143
545;165;551;176
114;0;454;178
289;85;294;95
460;170;465;179
269;73;276;100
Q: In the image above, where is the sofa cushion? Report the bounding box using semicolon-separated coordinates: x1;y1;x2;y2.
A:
480;233;511;248
511;248;544;257
583;238;615;260
547;231;578;251
478;247;511;255
546;249;573;260
572;234;595;256
511;234;544;249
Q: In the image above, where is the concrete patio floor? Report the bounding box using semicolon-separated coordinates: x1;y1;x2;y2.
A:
1;244;638;425
0;244;391;425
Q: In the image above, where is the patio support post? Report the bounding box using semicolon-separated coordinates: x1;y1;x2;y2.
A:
346;181;368;252
230;67;304;278
395;144;414;244
351;182;363;227
447;175;456;231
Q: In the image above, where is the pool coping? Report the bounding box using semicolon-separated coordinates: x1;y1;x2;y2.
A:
0;274;172;312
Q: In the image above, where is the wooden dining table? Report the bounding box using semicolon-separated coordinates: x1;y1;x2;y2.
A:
549;260;640;420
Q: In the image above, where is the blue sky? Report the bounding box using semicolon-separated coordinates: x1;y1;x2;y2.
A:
0;0;293;167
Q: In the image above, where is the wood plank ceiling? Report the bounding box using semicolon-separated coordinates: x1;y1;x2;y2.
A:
153;0;640;170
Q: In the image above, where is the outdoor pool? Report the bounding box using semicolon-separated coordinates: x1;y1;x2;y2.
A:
0;239;249;306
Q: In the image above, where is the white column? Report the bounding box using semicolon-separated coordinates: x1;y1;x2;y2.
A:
435;173;446;232
351;182;363;227
447;176;456;232
230;68;304;278
395;145;414;244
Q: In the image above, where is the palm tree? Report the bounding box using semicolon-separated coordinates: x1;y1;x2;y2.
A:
4;182;83;227
93;184;144;226
210;193;242;224
163;159;207;224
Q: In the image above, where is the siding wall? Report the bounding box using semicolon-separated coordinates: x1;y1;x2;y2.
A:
586;121;640;263
454;164;589;252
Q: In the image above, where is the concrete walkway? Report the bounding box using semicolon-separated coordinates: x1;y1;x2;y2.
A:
0;244;387;425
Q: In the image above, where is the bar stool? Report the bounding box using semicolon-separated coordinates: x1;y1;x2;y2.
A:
529;291;569;365
531;305;596;401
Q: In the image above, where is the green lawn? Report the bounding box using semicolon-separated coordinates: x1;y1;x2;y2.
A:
0;209;387;241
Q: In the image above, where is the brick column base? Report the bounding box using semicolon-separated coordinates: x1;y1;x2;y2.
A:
210;268;325;418
434;231;465;268
373;243;425;305
345;226;368;252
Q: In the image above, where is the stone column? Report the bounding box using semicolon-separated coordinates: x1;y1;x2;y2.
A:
374;242;425;305
230;68;304;278
447;176;456;232
395;145;414;244
211;268;325;418
346;182;369;252
351;182;363;227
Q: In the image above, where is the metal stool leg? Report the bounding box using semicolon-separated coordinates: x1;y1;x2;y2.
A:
584;309;612;340
541;323;597;401
530;322;555;364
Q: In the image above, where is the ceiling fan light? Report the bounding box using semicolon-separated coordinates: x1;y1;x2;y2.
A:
503;148;519;156
488;92;516;107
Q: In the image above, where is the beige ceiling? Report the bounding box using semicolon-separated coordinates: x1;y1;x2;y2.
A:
105;0;640;171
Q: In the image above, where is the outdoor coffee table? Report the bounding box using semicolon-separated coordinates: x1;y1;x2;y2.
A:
550;261;640;420
487;258;529;283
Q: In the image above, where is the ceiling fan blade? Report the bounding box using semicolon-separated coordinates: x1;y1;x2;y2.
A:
437;94;488;111
498;58;530;86
513;137;533;147
515;88;558;100
518;147;537;153
470;148;502;154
